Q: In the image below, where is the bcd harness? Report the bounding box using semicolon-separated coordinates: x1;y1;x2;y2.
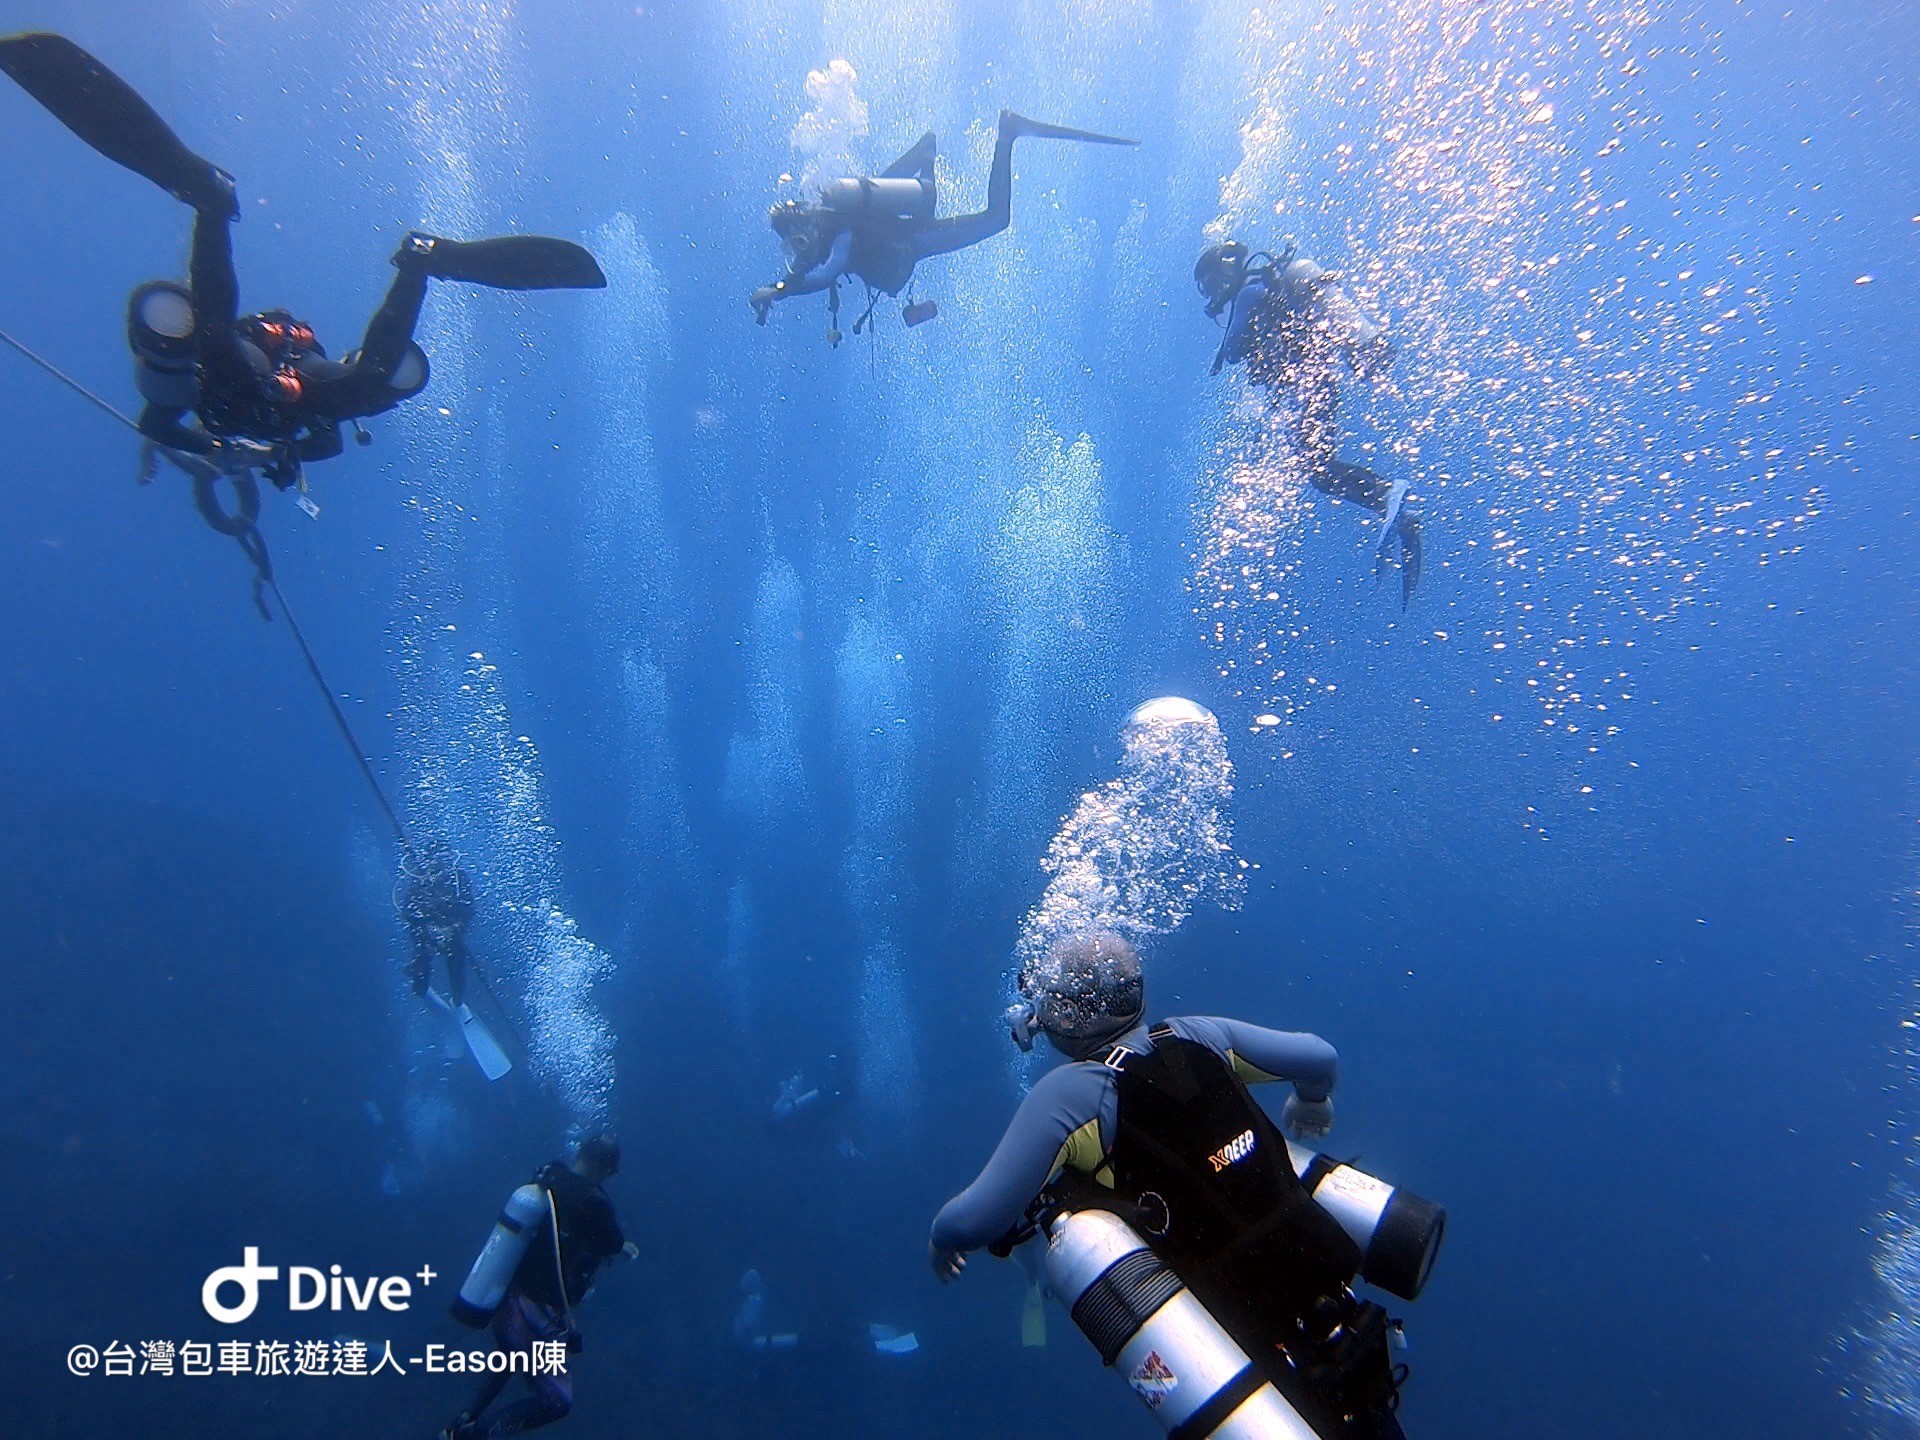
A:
1009;1027;1405;1435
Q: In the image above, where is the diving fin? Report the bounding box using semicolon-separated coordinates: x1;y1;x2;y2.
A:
423;989;467;1061
1021;1281;1048;1348
424;989;512;1079
1399;510;1423;608
1374;494;1423;609
395;232;607;291
880;131;938;180
1000;109;1139;148
455;1003;513;1081
0;33;236;216
1374;476;1409;560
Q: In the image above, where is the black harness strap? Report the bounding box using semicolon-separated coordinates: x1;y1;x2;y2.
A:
1167;1363;1268;1440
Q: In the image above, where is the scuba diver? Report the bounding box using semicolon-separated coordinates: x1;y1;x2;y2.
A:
396;844;477;1006
445;1135;638;1440
751;109;1137;343
1195;237;1423;607
769;1053;846;1126
395;844;512;1081
0;33;606;493
931;932;1420;1440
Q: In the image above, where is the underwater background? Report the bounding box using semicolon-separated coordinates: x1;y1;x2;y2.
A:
0;0;1914;1436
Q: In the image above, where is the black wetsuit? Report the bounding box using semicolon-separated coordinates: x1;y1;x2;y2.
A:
1219;264;1422;604
140;210;429;481
937;1019;1407;1440
457;1164;626;1439
755;110;1134;320
397;861;475;1006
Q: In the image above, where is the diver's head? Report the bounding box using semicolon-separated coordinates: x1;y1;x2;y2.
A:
1194;240;1251;318
769;198;820;243
770;198;829;266
573;1133;621;1181
1015;932;1145;1060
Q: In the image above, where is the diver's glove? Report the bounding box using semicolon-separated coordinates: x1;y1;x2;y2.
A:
1282;1094;1335;1142
212;437;275;474
750;287;778;325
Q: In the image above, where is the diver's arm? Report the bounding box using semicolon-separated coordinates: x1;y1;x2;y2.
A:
753;230;854;316
138;404;216;456
930;1064;1110;1255
1169;1015;1339;1103
1218;277;1271;368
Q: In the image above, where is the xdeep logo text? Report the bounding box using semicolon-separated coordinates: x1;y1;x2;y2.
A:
1207;1129;1256;1172
202;1249;436;1324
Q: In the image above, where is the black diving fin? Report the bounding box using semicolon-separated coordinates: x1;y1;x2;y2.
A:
395;232;608;291
1000;110;1139;148
0;32;236;216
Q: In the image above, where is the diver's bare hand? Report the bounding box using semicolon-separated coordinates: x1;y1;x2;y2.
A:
1282;1094;1335;1142
930;1243;967;1283
214;438;275;474
750;287;778;324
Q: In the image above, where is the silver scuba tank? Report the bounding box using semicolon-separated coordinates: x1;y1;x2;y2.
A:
450;1182;547;1328
127;281;198;408
1284;1142;1445;1302
818;175;934;223
1045;1207;1323;1440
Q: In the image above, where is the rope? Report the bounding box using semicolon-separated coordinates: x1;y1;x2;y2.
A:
0;323;410;850
2;325;528;1049
0;325;219;480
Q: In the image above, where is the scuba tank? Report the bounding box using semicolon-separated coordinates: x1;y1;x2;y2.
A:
1046;1207;1323;1440
1284;1142;1444;1302
819;175;934;223
127;280;198;408
450;1183;547;1328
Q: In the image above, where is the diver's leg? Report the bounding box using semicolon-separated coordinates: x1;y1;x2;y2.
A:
880;130;937;180
188;209;240;337
352;269;429;382
409;932;433;999
1317;459;1391;511
912;115;1018;261
446;933;470;1008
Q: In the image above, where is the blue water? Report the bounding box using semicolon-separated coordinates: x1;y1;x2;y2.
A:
0;0;1914;1436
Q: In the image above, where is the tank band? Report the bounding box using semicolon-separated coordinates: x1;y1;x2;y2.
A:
1070;1248;1183;1365
1166;1363;1267;1440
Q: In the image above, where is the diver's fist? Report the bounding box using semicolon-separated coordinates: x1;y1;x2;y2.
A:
1282;1094;1335;1142
750;287;777;324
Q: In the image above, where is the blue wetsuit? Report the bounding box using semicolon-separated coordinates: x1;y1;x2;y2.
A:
931;1016;1337;1253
